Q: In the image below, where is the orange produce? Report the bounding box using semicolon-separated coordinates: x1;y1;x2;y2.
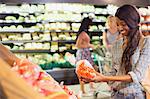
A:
12;59;74;99
76;60;97;79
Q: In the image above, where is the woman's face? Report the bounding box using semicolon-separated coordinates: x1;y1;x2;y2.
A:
116;18;129;36
108;17;117;27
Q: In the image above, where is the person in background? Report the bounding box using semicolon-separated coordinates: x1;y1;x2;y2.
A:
75;17;97;96
102;16;120;73
102;15;119;51
80;5;150;99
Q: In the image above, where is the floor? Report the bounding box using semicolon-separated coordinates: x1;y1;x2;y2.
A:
67;82;111;99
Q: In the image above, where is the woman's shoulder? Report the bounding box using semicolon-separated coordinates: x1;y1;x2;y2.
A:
139;36;150;50
79;31;89;37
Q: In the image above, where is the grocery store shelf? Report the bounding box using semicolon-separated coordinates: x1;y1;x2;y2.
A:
81;12;109;16
42;20;81;23
141;30;150;32
0;21;40;25
52;40;76;43
0;20;41;25
92;21;106;25
38;30;78;33
11;49;50;53
0;3;107;56
0;13;20;15
0;29;39;33
1;40;43;43
62;49;77;53
11;49;77;53
0;30;103;33
42;20;106;24
0;0;149;6
141;15;150;17
0;20;106;24
1;40;76;44
89;30;103;33
141;21;150;24
0;12;44;15
95;13;109;16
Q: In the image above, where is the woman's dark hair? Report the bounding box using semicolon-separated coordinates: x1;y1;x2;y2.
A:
115;5;141;74
76;17;92;40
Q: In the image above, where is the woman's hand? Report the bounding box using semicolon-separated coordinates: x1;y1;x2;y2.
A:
80;72;106;83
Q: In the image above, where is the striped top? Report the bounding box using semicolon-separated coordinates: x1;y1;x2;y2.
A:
106;29;119;45
107;36;150;94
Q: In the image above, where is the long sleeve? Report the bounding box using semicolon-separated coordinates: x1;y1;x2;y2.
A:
128;37;150;84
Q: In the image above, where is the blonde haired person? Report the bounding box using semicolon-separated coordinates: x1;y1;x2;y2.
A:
102;16;120;73
103;15;119;51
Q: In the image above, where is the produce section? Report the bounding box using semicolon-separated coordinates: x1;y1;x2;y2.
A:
0;3;149;66
0;3;113;70
139;7;150;36
0;2;150;99
0;4;149;69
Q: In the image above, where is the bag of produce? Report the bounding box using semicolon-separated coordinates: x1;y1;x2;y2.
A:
76;60;97;79
12;59;76;99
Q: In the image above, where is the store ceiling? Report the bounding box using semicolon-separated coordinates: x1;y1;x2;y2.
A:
0;0;149;6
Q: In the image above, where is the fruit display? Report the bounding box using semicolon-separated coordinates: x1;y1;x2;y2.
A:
15;53;75;70
71;23;80;31
92;36;100;41
76;60;97;79
89;25;98;31
0;3;110;54
141;24;148;30
3;3;148;71
139;7;150;33
106;4;118;15
12;59;77;99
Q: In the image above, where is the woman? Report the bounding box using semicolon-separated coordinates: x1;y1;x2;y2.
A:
102;16;119;73
80;5;150;99
103;15;119;51
75;17;96;95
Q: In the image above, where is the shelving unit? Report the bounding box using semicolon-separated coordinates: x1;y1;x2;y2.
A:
139;7;150;34
0;4;149;64
10;49;77;53
140;14;150;35
0;6;106;84
0;4;108;56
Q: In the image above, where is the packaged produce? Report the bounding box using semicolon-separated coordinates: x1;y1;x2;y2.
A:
76;60;96;79
12;59;76;99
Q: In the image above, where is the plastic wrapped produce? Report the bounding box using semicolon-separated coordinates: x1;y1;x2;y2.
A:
76;60;97;79
12;59;77;99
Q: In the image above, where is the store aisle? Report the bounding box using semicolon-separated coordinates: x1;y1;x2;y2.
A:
68;82;111;99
